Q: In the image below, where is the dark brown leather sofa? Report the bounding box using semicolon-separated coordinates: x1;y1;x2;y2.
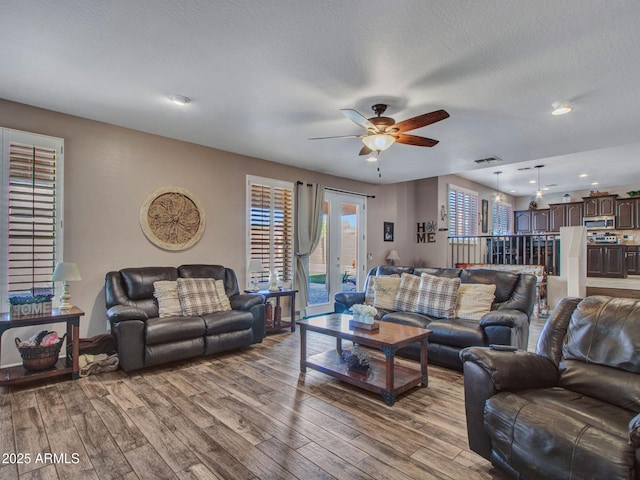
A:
460;296;640;479
105;264;265;372
335;266;536;370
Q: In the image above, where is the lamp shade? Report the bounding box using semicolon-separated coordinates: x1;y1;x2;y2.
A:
362;134;395;152
51;262;82;282
386;250;400;262
248;259;265;273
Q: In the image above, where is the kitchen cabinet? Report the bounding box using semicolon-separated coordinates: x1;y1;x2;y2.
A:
548;202;583;232
587;245;627;278
532;209;549;233
514;210;532;234
514;209;549;233
626;246;639;275
583;195;617;217
616;198;638;230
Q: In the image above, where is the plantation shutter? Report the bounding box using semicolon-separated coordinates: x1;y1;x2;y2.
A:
248;177;293;284
448;185;479;236
7;142;58;297
492;201;512;235
1;129;63;308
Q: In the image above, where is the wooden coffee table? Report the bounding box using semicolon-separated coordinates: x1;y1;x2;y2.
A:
297;313;431;406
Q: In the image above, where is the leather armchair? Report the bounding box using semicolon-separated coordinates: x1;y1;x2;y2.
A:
460;296;640;479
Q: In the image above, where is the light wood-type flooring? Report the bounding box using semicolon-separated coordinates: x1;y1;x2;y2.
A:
0;317;546;480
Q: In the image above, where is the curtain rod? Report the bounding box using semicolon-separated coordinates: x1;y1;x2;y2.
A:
296;181;375;198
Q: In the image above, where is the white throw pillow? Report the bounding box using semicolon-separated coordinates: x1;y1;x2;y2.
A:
153;281;182;317
373;276;402;310
455;283;496;321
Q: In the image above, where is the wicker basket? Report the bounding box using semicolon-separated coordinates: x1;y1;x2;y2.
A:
15;334;66;371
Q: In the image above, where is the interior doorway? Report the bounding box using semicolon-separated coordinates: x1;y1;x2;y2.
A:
305;191;366;316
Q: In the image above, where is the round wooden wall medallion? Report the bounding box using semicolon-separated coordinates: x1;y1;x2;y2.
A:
140;186;206;250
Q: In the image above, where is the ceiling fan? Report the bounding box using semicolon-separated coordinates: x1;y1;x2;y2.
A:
310;104;449;155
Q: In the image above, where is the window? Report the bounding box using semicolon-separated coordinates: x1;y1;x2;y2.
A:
247;176;294;286
492;201;512;235
1;129;64;307
448;184;478;236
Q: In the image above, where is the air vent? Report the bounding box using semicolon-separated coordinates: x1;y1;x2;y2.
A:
474;156;502;164
517;167;531;171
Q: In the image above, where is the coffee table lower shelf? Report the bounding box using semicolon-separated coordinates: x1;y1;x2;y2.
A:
305;350;425;404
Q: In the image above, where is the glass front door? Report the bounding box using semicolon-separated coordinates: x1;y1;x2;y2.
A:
306;191;365;316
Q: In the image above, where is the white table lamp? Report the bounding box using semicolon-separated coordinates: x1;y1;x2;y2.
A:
52;262;82;309
248;259;265;292
386;250;400;266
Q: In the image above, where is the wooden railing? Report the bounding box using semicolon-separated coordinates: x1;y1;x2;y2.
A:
448;234;560;276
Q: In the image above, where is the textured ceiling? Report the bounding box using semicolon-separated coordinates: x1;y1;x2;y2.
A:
2;0;640;194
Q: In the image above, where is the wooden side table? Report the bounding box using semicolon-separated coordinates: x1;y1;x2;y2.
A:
0;307;84;385
246;289;298;333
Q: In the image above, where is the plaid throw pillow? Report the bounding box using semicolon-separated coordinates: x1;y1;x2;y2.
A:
393;273;421;312
177;278;231;316
415;273;461;319
153;281;182;317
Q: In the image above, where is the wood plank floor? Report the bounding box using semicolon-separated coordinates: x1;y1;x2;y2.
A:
0;318;546;480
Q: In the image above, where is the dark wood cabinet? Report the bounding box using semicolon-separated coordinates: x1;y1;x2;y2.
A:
549;204;564;232
626;246;638;275
566;202;584;227
532;209;549;233
587;245;626;278
514;210;532;234
514;209;549;233
583;195;617;217
616;198;638;229
548;202;583;232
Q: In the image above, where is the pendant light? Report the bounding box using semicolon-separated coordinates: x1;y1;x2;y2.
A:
494;171;502;201
535;165;544;198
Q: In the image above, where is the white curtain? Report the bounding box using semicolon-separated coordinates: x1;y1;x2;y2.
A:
295;183;324;316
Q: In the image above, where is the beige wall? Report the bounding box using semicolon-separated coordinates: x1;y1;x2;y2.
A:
0;99;420;360
0;98;512;364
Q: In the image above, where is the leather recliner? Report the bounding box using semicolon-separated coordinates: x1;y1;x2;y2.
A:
460;296;640;479
335;266;536;370
105;264;265;372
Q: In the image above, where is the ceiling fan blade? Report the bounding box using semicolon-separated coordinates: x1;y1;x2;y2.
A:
395;134;439;147
340;109;376;130
393;109;449;133
308;134;362;140
359;145;373;156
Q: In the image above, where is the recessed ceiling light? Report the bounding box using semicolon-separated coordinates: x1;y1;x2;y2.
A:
510;189;516;193
529;180;536;184
168;94;191;105
551;102;572;115
543;187;549;191
579;173;588;178
591;181;599;186
366;155;378;163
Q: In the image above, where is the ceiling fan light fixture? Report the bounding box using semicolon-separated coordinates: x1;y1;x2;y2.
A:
551;102;572;115
362;133;395;152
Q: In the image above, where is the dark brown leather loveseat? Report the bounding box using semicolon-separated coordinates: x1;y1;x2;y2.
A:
460;296;640;479
105;264;265;372
335;266;536;370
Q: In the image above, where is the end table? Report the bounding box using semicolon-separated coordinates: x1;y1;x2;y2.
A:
0;307;84;385
246;289;297;333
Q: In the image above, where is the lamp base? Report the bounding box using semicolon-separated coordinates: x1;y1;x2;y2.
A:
59;283;73;310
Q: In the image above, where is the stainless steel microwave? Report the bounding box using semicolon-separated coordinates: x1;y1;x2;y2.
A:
583;216;615;230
